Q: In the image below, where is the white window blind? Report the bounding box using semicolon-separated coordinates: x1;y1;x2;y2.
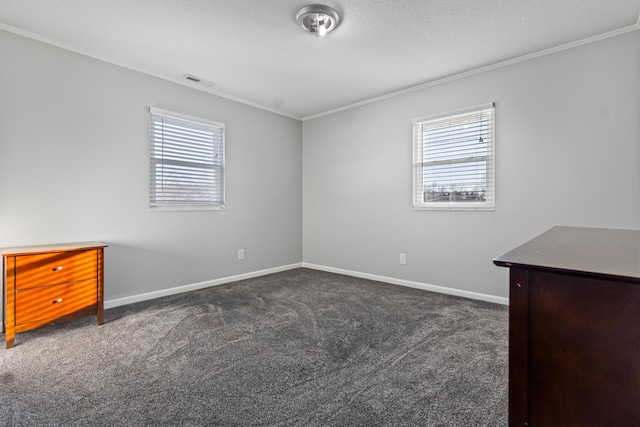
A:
149;107;225;210
413;103;495;210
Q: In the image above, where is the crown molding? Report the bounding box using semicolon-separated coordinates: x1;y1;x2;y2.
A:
0;23;301;121
302;23;640;121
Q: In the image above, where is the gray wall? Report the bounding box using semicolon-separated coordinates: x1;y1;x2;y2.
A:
2;28;638;305
0;30;303;302
303;30;640;299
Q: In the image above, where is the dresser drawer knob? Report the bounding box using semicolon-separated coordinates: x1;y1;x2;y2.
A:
53;266;63;271
52;298;63;304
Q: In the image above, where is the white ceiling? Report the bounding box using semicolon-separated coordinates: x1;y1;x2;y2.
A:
2;1;639;119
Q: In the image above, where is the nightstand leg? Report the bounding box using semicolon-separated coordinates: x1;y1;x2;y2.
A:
96;248;104;326
5;256;15;349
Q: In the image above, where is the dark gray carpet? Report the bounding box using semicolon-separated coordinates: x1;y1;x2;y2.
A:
0;268;508;426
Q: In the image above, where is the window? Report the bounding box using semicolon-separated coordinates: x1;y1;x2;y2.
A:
149;107;225;210
412;103;495;210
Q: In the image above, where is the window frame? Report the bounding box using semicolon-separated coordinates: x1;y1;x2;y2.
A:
412;103;495;211
149;107;225;211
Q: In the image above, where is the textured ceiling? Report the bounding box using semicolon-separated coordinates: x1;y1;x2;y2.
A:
1;0;639;119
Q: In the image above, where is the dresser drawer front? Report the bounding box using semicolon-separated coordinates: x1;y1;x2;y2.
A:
15;280;97;325
15;250;97;289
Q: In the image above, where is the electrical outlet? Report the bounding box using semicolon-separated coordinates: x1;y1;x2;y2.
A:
400;253;407;265
238;249;245;260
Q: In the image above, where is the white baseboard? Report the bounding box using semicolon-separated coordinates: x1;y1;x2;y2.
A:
104;263;303;309
104;261;507;310
302;263;509;305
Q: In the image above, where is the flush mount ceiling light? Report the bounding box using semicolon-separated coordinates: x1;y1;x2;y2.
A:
296;4;340;37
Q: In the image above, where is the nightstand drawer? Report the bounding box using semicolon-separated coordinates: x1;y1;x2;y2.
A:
15;280;98;325
15;250;97;289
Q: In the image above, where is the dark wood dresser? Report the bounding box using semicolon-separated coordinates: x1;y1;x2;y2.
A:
493;226;640;426
2;242;107;348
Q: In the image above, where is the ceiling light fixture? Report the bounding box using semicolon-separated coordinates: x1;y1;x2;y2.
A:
296;4;340;37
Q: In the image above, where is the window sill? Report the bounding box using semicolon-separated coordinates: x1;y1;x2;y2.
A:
149;205;225;212
413;204;495;211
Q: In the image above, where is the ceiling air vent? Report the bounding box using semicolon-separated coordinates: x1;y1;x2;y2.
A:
183;74;202;83
182;74;214;87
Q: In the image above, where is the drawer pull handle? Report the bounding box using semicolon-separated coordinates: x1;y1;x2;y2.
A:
53;266;63;271
52;298;63;304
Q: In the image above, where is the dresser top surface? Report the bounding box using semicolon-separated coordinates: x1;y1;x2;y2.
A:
493;226;640;281
1;241;108;256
